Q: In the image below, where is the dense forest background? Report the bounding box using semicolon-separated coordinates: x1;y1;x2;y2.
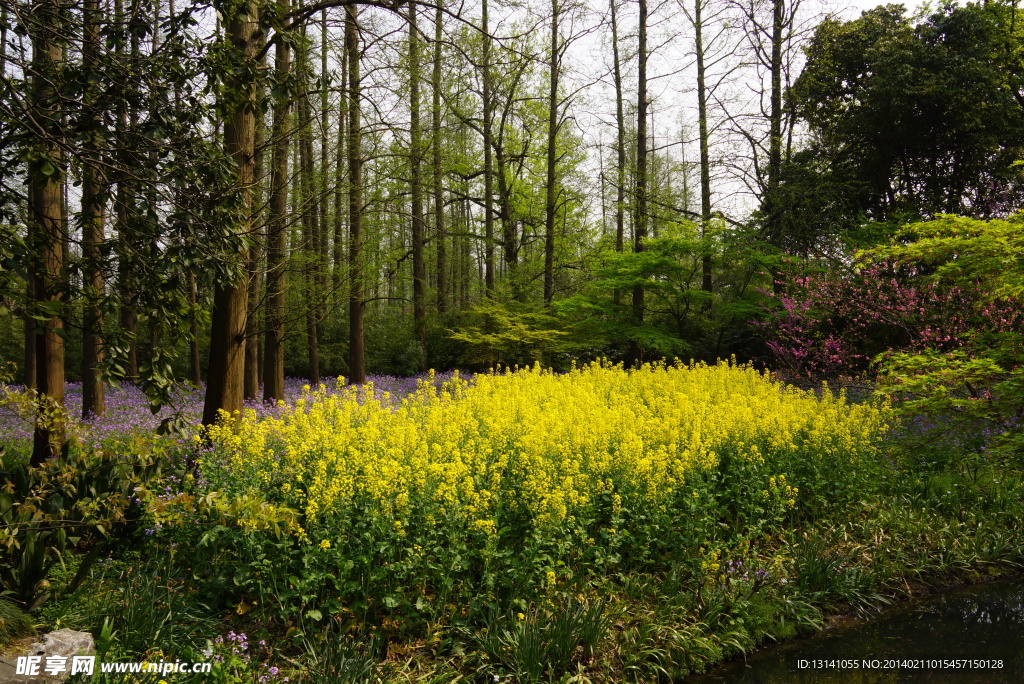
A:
1;0;1023;461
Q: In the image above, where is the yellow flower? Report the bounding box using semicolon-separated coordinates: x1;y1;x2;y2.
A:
319;539;331;550
197;359;890;572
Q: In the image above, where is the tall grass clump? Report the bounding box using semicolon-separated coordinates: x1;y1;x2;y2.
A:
0;598;33;645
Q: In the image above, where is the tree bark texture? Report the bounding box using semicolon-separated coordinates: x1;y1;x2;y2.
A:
263;0;291;402
347;4;366;384
202;2;258;427
28;0;66;466
409;0;427;366
631;0;649;366
82;0;106;418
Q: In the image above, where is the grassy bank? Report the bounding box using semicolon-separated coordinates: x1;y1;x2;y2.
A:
3;362;1022;682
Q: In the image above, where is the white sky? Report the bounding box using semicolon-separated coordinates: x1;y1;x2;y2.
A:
837;0;938;20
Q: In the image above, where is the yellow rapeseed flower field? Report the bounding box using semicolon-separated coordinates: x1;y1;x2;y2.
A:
201;360;891;542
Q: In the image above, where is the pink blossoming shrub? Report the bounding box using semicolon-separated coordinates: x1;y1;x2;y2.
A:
756;264;1021;381
757;213;1024;461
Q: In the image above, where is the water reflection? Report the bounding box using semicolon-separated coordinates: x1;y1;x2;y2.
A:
688;581;1024;683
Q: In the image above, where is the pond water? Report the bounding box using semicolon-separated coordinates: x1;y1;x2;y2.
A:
688;580;1024;683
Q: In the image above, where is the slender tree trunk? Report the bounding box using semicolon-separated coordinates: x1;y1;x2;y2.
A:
23;277;36;388
543;0;560;304
263;0;291;402
610;0;625;257
495;136;516;273
120;0;141;383
409;0;426;366
243;219;263;400
347;4;365;384
0;5;7;76
314;11;329;332
21;130;33;392
461;191;470;304
481;0;494;293
298;37;320;385
432;1;446;314
320;9;330;273
82;0;106;418
610;0;626;306
493;67;523;295
189;273;201;385
244;78;265;400
631;0;649;365
764;0;785;244
144;0;162;377
695;0;712;294
333;39;347;311
119;290;138;381
301;153;321;385
202;2;259;427
28;0;66;466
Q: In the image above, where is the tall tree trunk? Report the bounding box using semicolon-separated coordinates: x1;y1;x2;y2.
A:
333;31;347;311
82;0;106;418
610;0;625;256
320;9;330;273
22;144;34;391
347;4;366;384
409;0;426;366
145;0;162;378
298;36;320;385
202;1;259;427
543;0;560;304
28;0;66;466
0;5;7;77
493;65;524;296
695;0;712;294
610;0;626;306
120;0;140;383
461;191;471;304
119;283;138;381
263;0;291;402
23;280;36;388
764;0;785;245
631;0;649;366
481;0;494;293
189;273;201;385
244;56;266;401
432;0;446;314
495;134;516;274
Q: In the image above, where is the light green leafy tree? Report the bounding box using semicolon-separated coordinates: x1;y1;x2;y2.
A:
860;213;1024;460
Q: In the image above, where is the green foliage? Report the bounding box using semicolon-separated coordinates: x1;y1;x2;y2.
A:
0;388;167;611
865;213;1024;298
365;312;426;377
559;221;771;364
860;213;1024;460
448;298;574;369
